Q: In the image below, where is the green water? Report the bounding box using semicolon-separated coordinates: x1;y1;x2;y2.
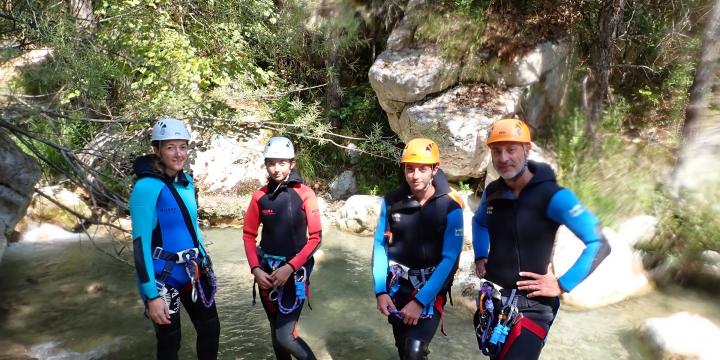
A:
1;228;718;359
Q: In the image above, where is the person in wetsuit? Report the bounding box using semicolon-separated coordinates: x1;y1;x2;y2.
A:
372;138;464;360
243;136;321;360
472;118;611;360
130;118;220;360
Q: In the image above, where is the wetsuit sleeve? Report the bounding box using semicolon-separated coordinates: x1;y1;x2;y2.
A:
414;205;464;306
372;200;389;296
472;191;489;260
129;179;162;300
547;189;611;292
242;191;264;271
287;185;322;271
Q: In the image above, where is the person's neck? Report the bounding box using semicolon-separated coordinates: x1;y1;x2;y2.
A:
164;169;179;179
503;169;533;196
412;184;436;205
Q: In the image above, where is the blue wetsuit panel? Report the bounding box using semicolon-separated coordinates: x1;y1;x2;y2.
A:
472;191;490;260
414;207;463;306
372;200;390;296
546;189;610;292
153;186;197;288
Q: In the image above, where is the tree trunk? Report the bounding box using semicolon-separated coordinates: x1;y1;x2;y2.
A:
584;0;625;137
68;0;95;31
672;0;720;194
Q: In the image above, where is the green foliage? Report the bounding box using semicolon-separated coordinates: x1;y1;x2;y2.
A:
549;98;670;227
414;1;490;61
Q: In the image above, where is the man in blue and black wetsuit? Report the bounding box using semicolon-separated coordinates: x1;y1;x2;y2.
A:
472;119;611;360
373;138;465;360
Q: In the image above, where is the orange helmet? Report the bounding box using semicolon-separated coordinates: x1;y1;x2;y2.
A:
400;138;440;164
486;119;531;145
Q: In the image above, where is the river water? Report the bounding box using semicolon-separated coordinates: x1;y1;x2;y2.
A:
1;228;718;359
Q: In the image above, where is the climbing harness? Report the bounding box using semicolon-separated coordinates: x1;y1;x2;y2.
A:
253;252;310;314
387;261;438;319
152;246;217;308
475;281;523;357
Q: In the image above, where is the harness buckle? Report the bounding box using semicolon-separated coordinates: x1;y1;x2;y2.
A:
152;246;164;260
177;248;199;264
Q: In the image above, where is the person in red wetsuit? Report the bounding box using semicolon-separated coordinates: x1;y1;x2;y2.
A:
243;136;321;360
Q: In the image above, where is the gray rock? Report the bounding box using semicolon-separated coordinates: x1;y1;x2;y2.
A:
640;312;720;360
369;47;460;104
329;170;357;200
344;143;361;164
0;130;41;261
554;222;652;309
396;85;523;179
336;195;382;236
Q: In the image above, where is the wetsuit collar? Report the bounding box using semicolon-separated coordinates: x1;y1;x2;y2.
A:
133;154;190;186
267;170;303;196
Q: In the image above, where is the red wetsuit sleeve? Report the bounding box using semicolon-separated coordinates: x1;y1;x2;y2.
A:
243;189;265;271
288;184;322;270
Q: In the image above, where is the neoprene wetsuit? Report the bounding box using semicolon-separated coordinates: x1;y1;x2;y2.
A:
472;161;610;360
372;169;464;360
130;154;220;360
243;170;321;360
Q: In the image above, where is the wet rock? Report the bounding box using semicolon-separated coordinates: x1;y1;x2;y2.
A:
0;130;42;261
329;171;357;200
336;195;382;236
85;282;106;295
554;220;653;309
639;312;720;360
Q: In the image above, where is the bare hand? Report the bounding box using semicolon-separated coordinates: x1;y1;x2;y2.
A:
270;264;294;288
252;268;273;289
475;258;488;278
517;263;562;298
147;297;171;325
400;300;423;326
376;294;396;316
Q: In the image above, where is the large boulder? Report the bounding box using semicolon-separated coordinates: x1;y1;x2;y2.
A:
395;84;523;179
0;130;42;260
191;132;268;194
639;312;720;360
369;46;461;114
553;216;657;309
336;195;382;236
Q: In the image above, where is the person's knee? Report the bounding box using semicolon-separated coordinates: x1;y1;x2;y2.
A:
403;339;429;360
274;326;296;350
196;315;220;340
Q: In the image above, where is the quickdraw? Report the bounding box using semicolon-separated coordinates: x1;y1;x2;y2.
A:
181;249;217;308
475;281;521;357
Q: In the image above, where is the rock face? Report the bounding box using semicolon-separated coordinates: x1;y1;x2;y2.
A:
329;170;357;200
553;216;657;309
640;312;720;360
0;130;42;261
23;185;92;231
336;195;382;236
368;3;571;180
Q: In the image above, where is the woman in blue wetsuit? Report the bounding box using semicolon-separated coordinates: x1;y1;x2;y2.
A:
130;118;220;360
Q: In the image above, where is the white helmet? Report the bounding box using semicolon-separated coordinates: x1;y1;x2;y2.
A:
151;118;191;141
263;136;295;159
